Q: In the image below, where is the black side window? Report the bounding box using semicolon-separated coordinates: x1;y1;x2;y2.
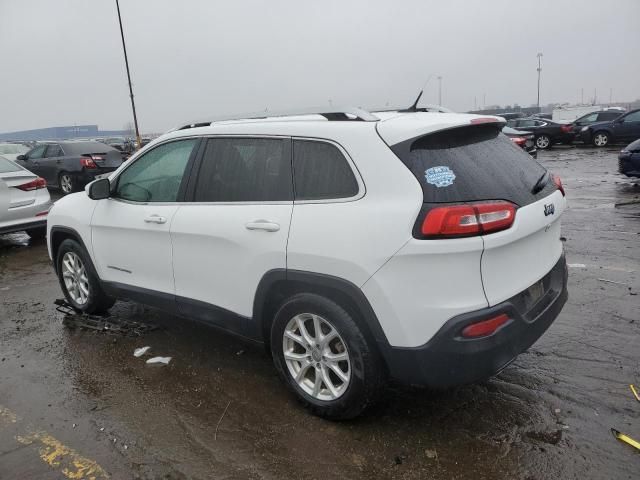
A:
45;144;63;157
27;145;46;159
293;140;358;200
193;137;292;202
114;139;197;202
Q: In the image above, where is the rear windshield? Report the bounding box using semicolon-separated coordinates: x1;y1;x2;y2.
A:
0;157;23;173
62;142;116;154
390;124;552;207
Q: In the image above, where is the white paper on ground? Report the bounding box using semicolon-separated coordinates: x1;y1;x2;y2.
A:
133;346;151;357
146;356;171;365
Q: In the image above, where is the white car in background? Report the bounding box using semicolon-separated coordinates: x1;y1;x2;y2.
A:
0;143;30;161
0;155;51;239
46;107;568;418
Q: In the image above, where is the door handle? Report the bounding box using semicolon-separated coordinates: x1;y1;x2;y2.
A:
245;220;280;232
144;214;167;224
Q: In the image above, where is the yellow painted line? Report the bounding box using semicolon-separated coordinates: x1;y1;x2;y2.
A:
1;404;109;479
16;431;109;480
630;384;640;403
0;405;19;425
611;428;640;452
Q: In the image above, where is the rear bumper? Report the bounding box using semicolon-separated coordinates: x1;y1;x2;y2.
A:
383;253;568;387
0;218;47;235
76;168;118;186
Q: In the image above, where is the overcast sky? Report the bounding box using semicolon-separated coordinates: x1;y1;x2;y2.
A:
1;0;639;133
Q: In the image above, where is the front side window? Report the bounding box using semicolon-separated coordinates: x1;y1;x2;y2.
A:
518;120;536;128
622;111;640;123
293;140;358;200
27;145;46;159
114;139;197;202
193;137;292;202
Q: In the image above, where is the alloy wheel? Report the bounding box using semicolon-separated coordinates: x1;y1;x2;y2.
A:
594;133;608;147
536;136;550;149
61;252;90;305
60;175;73;194
282;313;351;401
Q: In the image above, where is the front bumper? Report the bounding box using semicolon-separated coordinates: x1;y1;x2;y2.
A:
619;152;640;177
383;254;568;387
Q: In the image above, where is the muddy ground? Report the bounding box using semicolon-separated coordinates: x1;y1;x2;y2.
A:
1;146;638;479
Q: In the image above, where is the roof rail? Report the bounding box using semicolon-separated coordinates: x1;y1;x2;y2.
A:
174;107;379;131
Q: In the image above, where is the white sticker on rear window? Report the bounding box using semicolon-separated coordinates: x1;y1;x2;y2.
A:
425;166;456;187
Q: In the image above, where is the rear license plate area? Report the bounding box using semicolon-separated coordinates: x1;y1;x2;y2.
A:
524;280;545;308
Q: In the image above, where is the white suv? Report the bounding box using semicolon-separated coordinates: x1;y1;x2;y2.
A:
47;108;568;419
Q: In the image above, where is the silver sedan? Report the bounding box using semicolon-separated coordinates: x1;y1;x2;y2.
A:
0;155;52;239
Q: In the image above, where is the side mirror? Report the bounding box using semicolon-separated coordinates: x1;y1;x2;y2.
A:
16;155;27;161
88;178;110;200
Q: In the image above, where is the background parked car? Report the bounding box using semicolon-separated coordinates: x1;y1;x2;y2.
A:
507;118;574;150
502;126;537;157
580;109;640;147
569;110;624;139
0;155;51;239
104;137;134;154
618;138;640;177
0;143;30;161
16;141;124;194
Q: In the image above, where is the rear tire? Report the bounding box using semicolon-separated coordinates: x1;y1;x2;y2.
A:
592;131;610;147
59;172;75;195
535;134;552;150
26;227;46;240
270;293;384;419
56;238;115;313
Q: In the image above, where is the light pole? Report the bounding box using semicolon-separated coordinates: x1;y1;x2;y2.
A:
115;0;142;150
437;76;442;106
536;53;543;111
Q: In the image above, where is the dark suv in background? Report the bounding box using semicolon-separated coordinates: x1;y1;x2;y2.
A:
570;110;624;139
17;141;124;194
580;109;640;147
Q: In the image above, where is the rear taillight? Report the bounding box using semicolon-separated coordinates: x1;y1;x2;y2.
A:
560;124;573;133
462;313;510;338
421;201;516;238
510;136;527;146
552;174;565;196
80;157;97;169
16;177;47;191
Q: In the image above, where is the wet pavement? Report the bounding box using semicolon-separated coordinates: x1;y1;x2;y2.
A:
1;146;639;479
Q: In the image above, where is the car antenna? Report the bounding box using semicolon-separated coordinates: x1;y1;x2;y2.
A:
402;90;423;112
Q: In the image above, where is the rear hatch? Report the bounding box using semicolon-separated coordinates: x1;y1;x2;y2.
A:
379;117;566;306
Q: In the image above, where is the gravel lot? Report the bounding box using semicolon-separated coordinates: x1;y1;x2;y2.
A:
1;146;638;479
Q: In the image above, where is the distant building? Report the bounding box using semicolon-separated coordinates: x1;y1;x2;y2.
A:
0;125;129;141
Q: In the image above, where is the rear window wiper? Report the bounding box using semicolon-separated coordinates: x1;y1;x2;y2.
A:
531;172;549;194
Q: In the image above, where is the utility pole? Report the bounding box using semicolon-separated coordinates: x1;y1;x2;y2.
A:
536;53;543;111
581;88;584;104
609;88;612;105
483;93;486;110
437;76;442;105
115;0;142;150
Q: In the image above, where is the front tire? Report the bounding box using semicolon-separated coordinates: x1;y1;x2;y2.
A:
56;239;115;313
270;293;384;419
59;172;75;195
592;131;610;147
535;134;552;150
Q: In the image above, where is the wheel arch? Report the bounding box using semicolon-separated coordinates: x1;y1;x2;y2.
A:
49;226;90;274
252;270;391;357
